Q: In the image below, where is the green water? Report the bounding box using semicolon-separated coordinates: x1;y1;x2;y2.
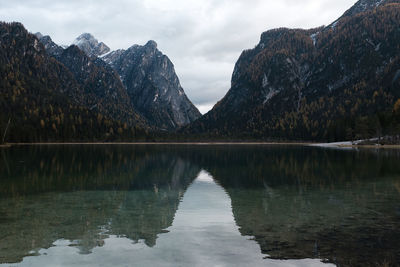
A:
0;145;399;266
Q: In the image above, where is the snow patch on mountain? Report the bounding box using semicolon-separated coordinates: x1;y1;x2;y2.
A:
73;33;110;57
310;32;319;46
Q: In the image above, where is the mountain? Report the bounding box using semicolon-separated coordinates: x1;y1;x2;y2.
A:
35;31;200;132
59;47;143;125
102;41;201;130
73;33;110;57
35;33;139;121
337;0;398;18
0;22;149;142
35;33;147;127
35;32;64;56
185;0;400;141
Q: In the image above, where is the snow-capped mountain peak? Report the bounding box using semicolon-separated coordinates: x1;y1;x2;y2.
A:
73;33;110;57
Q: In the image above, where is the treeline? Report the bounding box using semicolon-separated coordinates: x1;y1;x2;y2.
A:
0;80;150;142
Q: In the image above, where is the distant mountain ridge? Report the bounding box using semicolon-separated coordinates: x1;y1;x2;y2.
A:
102;40;201;130
339;0;397;18
73;33;110;57
185;0;400;141
36;32;201;131
34;33;141;125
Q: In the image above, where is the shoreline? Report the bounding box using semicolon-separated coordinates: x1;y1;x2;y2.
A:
339;144;400;149
0;144;11;148
1;142;400;149
3;142;313;146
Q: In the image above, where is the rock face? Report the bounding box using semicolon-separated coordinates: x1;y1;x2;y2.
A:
185;0;400;141
56;45;142;124
102;41;201;130
34;33;145;126
73;33;110;57
338;0;398;18
35;33;64;57
35;31;200;131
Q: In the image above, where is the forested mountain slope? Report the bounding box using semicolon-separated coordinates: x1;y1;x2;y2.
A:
0;22;149;142
185;0;400;141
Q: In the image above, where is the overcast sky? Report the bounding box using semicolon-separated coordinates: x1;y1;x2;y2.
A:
1;0;356;113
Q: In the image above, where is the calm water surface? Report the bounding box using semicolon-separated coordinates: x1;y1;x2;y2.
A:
0;145;400;266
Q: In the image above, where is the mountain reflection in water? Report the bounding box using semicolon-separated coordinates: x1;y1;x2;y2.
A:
0;145;400;266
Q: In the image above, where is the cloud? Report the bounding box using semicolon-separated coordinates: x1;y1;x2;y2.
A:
0;0;356;113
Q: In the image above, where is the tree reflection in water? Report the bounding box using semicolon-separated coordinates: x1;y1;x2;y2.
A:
0;145;399;266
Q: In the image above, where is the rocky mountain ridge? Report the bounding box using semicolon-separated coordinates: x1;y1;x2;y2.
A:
34;33;145;126
102;40;201;130
36;32;201;130
73;33;110;57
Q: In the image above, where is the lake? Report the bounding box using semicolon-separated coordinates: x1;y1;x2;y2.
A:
0;145;399;266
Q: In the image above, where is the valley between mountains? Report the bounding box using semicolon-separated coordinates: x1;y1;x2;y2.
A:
1;0;400;143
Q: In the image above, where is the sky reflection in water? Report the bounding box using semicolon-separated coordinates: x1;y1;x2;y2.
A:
0;145;399;266
5;171;330;267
